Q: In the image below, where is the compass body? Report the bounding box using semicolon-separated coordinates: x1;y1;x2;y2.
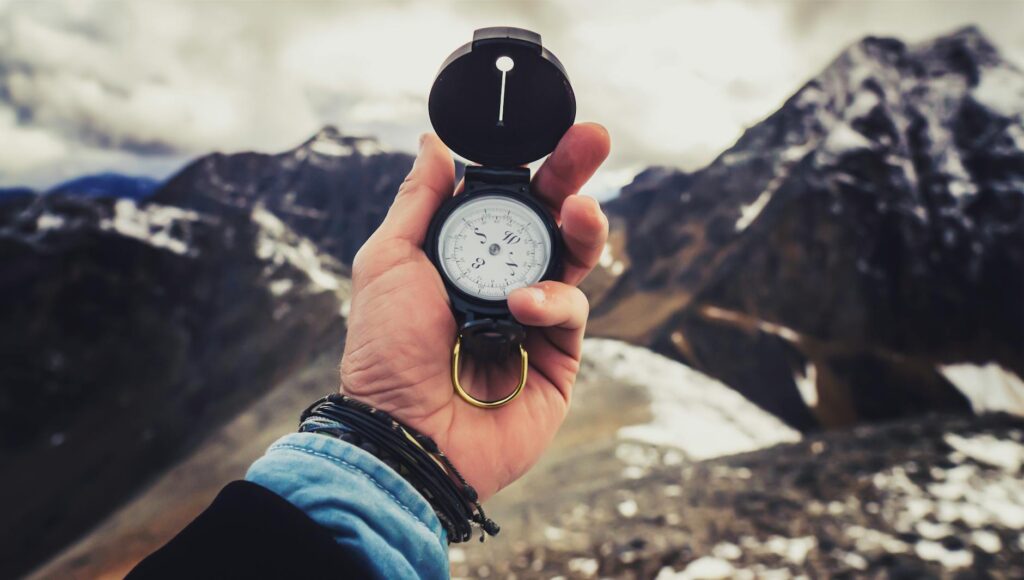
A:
426;27;574;321
424;27;574;408
426;169;562;319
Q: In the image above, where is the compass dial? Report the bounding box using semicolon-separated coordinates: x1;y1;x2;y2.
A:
438;194;552;301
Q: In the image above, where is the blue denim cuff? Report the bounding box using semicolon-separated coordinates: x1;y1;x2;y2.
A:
246;432;449;579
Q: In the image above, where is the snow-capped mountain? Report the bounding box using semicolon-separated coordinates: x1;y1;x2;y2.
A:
585;27;1024;431
0;190;349;578
153;126;418;265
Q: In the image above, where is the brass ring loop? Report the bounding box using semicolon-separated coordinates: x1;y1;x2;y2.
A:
451;335;528;409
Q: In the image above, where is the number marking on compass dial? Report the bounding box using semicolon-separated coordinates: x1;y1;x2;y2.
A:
438;195;552;301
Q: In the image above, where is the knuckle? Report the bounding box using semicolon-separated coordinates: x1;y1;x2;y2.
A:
351;240;419;282
396;175;418;198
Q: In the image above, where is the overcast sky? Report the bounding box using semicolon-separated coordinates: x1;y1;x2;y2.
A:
1;0;1022;197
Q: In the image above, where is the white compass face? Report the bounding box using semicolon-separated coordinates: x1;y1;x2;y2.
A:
438;195;552;301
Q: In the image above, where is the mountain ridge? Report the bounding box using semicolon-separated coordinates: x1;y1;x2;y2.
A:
152;125;414;264
584;25;1024;430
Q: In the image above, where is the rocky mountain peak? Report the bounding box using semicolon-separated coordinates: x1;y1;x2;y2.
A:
587;26;1024;431
295;125;385;159
153;126;413;264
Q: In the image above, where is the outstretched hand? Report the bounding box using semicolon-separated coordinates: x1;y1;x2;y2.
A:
341;124;610;501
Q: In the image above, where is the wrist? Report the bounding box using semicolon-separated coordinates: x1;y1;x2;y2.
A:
337;381;455;454
300;394;499;543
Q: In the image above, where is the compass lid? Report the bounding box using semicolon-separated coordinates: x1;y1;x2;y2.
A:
428;27;576;167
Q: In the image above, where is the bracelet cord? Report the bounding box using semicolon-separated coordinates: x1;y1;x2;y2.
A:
299;394;500;543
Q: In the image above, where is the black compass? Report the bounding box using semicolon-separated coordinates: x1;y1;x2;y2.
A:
424;27;575;408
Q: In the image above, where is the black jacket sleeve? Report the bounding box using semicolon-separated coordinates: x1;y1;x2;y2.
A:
127;481;377;579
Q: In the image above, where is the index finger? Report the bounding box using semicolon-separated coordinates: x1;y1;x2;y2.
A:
531;123;611;220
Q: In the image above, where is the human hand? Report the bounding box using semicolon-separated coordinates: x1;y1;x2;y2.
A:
341;124;610;501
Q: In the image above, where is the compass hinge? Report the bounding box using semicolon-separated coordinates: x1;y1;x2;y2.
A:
465;166;530;191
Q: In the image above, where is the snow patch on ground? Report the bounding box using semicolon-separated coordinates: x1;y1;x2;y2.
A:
711;542;741;561
735;189;772;232
1008;124;1024;150
940;363;1024;416
938;149;978;200
764;536;816;565
598;243;625;276
617;499;638;518
945;432;1024;472
867;435;1024;568
584;339;800;460
973;65;1024;117
823;123;873;155
99;199;200;256
915;539;973;569
269;278;294;296
971;529;1002;554
794;362;818;409
567;558;599;577
845;90;880;121
657;557;734;579
844;525;909;554
35;212;66;231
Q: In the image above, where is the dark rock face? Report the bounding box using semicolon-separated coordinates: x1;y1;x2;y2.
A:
153;126;415;265
459;412;1024;579
0;191;349;578
1;127;428;578
586;27;1024;430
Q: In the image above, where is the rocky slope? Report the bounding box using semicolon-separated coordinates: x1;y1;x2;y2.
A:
0;191;350;578
458;412;1024;580
29;340;1024;580
27;339;801;579
585;27;1024;431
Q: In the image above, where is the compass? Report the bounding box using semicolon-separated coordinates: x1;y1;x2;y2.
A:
424;27;575;409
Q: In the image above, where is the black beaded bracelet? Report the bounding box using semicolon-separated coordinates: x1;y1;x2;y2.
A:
299;394;499;543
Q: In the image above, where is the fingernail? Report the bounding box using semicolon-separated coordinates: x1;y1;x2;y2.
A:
418;133;428;152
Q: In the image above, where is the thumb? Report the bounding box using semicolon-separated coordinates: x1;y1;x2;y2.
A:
374;133;455;245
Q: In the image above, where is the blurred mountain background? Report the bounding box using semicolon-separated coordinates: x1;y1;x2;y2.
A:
2;2;1024;579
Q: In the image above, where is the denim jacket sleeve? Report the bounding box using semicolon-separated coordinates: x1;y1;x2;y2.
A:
245;432;449;580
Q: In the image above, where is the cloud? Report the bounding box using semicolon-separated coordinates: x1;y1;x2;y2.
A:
0;0;1022;194
0;106;67;175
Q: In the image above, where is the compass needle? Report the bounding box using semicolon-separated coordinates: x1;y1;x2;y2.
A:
495;56;514;126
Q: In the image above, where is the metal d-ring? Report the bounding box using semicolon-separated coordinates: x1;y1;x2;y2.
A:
451;334;528;409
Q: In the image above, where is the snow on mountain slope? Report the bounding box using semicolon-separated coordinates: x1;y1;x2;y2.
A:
583;339;800;459
941;363;1024;415
99;198;201;256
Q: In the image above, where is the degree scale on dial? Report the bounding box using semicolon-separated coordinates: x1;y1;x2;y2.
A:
437;195;552;301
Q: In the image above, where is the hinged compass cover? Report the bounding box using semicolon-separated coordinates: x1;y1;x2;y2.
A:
428;27;576;167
